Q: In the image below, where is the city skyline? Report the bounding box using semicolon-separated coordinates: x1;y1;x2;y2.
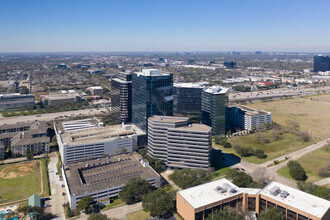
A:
1;0;330;53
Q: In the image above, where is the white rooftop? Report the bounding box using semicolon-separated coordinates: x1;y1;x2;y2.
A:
174;82;208;88
178;178;243;209
259;182;330;219
90;86;103;90
204;86;228;94
135;69;170;77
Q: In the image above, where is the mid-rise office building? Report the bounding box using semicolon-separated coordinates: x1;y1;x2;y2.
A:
89;86;103;96
40;92;81;106
224;61;237;69
174;83;208;117
226;105;272;131
111;72;132;124
202;86;228;135
177;178;330;220
0;93;34;112
55;118;145;164
148;116;212;170
62;152;160;209
314;55;330;72
132;69;173;132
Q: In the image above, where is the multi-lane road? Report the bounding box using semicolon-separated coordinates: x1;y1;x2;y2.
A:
0;108;107;125
229;86;330;101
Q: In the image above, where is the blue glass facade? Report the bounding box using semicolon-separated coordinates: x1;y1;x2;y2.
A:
132;72;173;131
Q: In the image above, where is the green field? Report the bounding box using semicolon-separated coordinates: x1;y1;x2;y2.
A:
247;94;330;140
216;130;311;164
278;145;330;182
0;160;47;204
126;210;151;220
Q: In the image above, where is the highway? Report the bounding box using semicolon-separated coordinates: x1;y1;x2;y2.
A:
0;108;107;125
229;86;330;101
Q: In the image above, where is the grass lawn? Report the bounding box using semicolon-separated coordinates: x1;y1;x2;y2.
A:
247;94;330;140
126;210;151;220
56;151;62;175
0;160;44;204
216;130;312;164
41;158;51;196
277;145;330;182
102;198;125;211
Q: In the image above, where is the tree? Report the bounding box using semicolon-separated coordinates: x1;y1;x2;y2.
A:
169;168;207;189
254;149;266;159
88;213;107;220
232;172;253;187
77;196;93;213
297;181;330;200
205;207;244;220
142;189;175;216
252;167;270;184
119;177;153;204
287;160;307;180
256;132;270;144
19;86;29;94
271;129;281;140
26;151;34;160
258;207;284;220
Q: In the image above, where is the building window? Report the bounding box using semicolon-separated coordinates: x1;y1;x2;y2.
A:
195;211;203;220
260;199;266;212
248;197;256;211
298;214;308;220
287;209;297;220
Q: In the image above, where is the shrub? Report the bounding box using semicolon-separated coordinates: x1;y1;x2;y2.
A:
256;132;270;144
318;167;330;178
287;160;307;180
254;149;266;159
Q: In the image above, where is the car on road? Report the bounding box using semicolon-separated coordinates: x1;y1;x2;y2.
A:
44;204;51;208
36;115;41;117
240;168;246;172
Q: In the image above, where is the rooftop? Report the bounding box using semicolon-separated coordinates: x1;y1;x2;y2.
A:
149;116;189;124
56;119;144;147
90;86;103;90
169;124;211;132
174;82;208;88
229;104;270;116
178;178;243;209
0;93;34;99
203;86;228;95
135;69;171;77
64;152;160;196
259;181;330;219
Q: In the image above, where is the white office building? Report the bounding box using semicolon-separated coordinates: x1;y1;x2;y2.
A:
148;116;212;170
55;118;144;164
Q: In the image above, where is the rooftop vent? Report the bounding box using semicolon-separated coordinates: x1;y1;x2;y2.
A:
280;190;290;198
215;186;226;194
269;186;281;196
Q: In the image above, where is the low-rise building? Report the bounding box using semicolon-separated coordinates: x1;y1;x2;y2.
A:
55;118;145;164
0;121;50;156
89;86;103;96
226;105;272;131
0;93;35;112
177;178;330;220
148;116;212;170
62;152;160;209
40;92;81;106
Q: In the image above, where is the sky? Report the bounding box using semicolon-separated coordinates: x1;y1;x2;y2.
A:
0;0;330;53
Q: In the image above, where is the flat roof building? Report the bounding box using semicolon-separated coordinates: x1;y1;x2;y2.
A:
63;152;160;209
202;86;228;135
177;178;330;220
132;69;173;132
40;92;81;106
0;93;34;112
227;105;272;131
55;118;145;164
89;86;103;96
148;116;212;170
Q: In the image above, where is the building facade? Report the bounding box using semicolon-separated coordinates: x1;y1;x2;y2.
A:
226;105;272;131
0;93;34;112
173;83;208;117
110;72;132;124
40;92;81;106
202;86;228;136
314;55;330;72
55;118;144;164
177;178;330;220
132;69;173;132
148;116;212;170
0;144;4;160
62;153;160;209
89;86;103;96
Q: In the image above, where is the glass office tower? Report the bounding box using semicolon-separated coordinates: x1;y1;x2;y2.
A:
202;86;228;135
132;69;173;132
110;72;132;124
173;83;208;117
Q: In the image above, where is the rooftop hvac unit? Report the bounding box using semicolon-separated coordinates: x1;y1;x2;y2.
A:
215;186;226;193
269;186;281;196
280;191;290;198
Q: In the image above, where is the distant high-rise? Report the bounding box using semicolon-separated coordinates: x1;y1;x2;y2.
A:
132;69;173;131
314;55;330;72
224;61;236;69
202;86;228;135
110;72;132;124
173;83;208;118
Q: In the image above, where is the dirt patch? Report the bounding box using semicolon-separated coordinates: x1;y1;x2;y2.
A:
0;162;35;179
